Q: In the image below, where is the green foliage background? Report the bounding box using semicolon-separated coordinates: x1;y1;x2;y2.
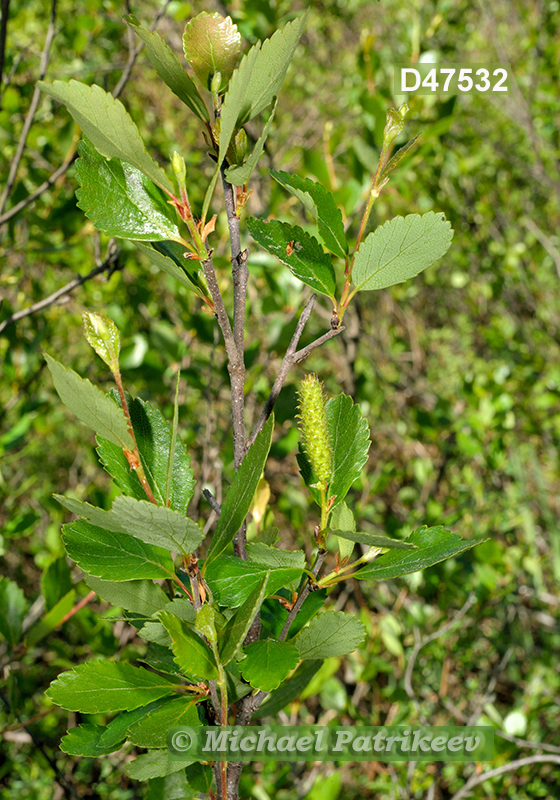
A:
1;0;559;798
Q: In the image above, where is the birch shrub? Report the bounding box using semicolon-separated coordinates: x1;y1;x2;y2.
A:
37;10;486;799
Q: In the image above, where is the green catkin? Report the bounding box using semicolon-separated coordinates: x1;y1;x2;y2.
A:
297;374;332;490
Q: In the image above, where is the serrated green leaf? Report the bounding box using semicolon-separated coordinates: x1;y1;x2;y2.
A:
240;639;299;691
271;170;348;257
203;416;274;570
326;394;370;507
110;496;203;556
45;354;134;449
329;501;355;562
246;543;305;571
38;80;173;192
246;218;336;298
60;706;149;756
184;763;213;795
246;542;305;592
138;621;172;647
127;695;200;748
134;241;209;298
97;394;195;515
165;597;196;624
294;611;366;659
260;589;326;641
224;659;253;703
25;589;76;647
47;661;176;713
0;578;26;646
253;659;322;718
380;135;420;182
225;100;277;186
56;495;124;532
62;520;174;581
60;724;126;757
352;211;453;293
75;139;180;241
204;555;303;608
327;529;417;549
127;750;191;781
219;574;269;664
83;575;169;616
146;771;197;800
159;611;218;681
183;12;241;92
219;11;307;163
124;16;208;121
41;556;73;611
140;644;184;677
354;526;489;580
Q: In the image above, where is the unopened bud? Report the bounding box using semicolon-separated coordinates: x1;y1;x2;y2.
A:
383;107;405;144
172;151;187;187
210;71;222;96
195;605;217;644
83;311;121;371
233;128;247;162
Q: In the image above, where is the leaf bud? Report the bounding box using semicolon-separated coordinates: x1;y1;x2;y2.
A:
383;107;405;144
82;311;120;372
195;604;217;644
172;151;187;187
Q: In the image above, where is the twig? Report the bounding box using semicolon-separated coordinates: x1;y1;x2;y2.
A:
278;550;326;641
0;0;11;105
203;488;221;516
403;593;477;720
292;326;344;363
248;294;316;447
448;755;560;800
247;295;344;448
221;169;248;472
522;217;560;281
0;1;171;226
494;730;560;755
0;0;58;218
0;242;121;335
466;646;513;725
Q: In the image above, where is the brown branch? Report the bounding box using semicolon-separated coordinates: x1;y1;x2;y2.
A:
247;295;345;448
449;755;560;800
221;170;247;472
0;0;172;226
292;326;344;363
0;242;121;335
0;0;58;218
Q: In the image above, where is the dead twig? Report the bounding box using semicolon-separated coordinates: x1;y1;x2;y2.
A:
0;241;121;335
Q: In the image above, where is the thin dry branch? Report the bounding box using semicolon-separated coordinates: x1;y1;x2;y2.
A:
0;0;172;227
247;295;344;448
0;241;120;334
449;755;560;800
403;592;477;723
0;0;58;217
